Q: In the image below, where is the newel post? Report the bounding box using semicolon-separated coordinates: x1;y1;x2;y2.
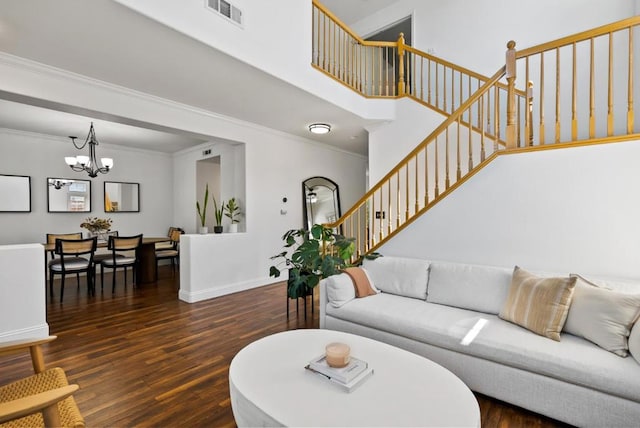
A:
397;32;406;96
505;40;517;149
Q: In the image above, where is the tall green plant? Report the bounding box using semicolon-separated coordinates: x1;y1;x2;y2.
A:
213;196;224;226
269;224;357;299
196;184;209;227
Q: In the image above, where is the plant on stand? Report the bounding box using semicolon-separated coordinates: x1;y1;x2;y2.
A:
213;196;224;234
224;197;242;233
196;183;209;234
80;217;113;241
269;224;356;299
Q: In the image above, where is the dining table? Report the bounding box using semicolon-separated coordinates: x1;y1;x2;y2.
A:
43;236;171;284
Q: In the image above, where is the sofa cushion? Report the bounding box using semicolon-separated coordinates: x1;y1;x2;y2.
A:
325;293;640;402
325;270;378;308
362;256;429;300
630;322;640;365
499;266;576;341
426;261;512;315
574;275;640;294
564;275;640;357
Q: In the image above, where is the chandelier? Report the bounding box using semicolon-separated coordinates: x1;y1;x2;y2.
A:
64;122;113;177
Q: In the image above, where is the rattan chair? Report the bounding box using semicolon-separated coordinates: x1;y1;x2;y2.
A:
100;234;143;293
155;228;182;279
48;237;97;302
0;336;84;428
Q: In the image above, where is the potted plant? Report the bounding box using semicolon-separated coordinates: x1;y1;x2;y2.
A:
269;224;356;299
213;196;224;234
196;184;209;234
224;197;242;233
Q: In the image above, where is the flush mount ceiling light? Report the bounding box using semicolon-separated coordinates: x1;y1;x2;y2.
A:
65;122;113;178
308;123;331;134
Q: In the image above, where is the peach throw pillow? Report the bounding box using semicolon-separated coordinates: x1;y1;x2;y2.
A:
344;267;377;298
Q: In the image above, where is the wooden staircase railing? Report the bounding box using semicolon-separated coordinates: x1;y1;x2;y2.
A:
331;66;509;259
510;16;640;148
311;0;525;120
315;3;640;259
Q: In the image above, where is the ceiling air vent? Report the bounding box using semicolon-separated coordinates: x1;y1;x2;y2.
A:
206;0;243;26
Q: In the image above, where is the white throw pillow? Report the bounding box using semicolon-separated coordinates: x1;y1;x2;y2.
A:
325;269;379;308
363;256;429;300
564;275;640;356
427;261;513;315
325;273;356;308
630;322;640;365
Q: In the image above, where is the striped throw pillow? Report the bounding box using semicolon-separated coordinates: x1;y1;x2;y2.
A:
499;266;577;341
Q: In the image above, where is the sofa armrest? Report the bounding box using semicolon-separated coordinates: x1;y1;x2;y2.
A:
319;279;329;329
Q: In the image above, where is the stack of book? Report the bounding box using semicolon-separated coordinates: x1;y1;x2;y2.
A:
305;354;373;392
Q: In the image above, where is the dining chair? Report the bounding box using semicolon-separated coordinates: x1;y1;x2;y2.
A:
100;234;143;293
92;230;120;265
0;336;84;427
45;233;83;288
48;237;97;303
155;228;183;279
155;227;183;251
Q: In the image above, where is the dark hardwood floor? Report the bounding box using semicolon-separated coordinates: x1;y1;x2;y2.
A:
0;267;571;427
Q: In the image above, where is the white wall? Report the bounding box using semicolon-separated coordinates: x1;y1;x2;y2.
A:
0;244;48;340
177;133;367;302
0;129;173;244
381;140;640;280
114;0;396;122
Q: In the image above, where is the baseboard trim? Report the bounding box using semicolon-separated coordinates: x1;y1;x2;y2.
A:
0;324;50;341
178;277;280;303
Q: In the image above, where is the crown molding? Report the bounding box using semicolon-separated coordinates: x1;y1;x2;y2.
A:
0;52;367;160
0;127;172;157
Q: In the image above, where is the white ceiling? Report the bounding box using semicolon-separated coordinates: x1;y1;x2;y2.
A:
0;0;395;155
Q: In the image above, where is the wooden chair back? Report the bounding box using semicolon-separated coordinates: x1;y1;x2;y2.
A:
108;234;143;252
54;237;97;258
169;229;182;243
46;233;82;258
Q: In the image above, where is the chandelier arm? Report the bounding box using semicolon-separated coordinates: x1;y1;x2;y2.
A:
70;137;88;150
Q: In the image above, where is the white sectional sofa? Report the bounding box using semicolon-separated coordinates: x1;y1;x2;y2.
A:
319;256;640;427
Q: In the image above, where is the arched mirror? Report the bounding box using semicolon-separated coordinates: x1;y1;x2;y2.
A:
302;177;341;230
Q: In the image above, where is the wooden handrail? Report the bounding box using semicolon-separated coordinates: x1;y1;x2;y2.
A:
312;0;365;44
404;45;494;84
516;15;640;58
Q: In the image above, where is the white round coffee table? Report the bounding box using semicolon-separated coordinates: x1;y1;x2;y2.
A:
229;329;480;427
